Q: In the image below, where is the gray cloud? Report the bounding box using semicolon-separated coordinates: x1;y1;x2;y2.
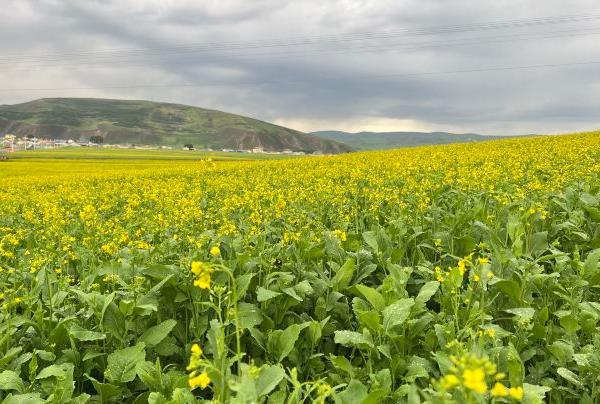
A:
1;0;599;135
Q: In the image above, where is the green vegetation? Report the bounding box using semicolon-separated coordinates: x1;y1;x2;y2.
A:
7;147;294;161
312;130;504;150
0;98;352;153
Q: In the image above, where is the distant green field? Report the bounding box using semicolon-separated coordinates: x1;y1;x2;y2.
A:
7;147;291;161
0;147;295;178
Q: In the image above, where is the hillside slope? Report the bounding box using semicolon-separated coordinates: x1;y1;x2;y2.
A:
312;130;503;150
0;98;352;153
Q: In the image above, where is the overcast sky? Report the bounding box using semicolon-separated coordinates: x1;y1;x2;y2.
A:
1;0;599;135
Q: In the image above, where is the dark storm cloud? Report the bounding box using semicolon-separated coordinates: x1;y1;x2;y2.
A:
1;0;599;134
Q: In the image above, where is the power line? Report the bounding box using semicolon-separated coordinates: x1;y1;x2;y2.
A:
1;59;598;93
1;26;599;73
2;12;599;65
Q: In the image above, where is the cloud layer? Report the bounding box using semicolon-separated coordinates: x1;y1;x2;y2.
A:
1;0;599;135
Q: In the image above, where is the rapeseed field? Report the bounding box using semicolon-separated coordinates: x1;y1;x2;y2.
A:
1;132;600;403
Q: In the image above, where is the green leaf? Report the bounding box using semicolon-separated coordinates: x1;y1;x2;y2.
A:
415;281;440;306
329;354;355;377
136;361;163;392
557;367;582;387
105;343;146;383
523;383;552;404
0;370;26;393
255;365;285;397
362;231;379;252
334;379;368;404
495;280;522;303
69;324;106;342
559;315;581;334
139;320;177;347
88;375;123;403
382;298;414;333
505;307;535;322
354;284;385;311
102;302;126;342
36;364;68;380
332;258;356;291
257;287;281;302
334;330;373;349
267;323;309;362
236;303;263;329
548;340;574;364
1;393;44;404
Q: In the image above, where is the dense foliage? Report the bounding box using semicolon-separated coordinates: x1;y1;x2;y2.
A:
1;132;600;403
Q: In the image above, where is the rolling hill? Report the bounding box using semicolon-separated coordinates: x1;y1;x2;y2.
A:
312;130;504;150
0;98;352;154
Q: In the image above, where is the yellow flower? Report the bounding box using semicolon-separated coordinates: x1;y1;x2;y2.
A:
462;368;487;393
457;260;467;275
191;261;214;289
188;371;211;390
490;382;508;397
209;246;221;256
191;343;202;355
485;328;496;338
478;257;489;264
333;229;347;242
509;386;524;400
441;374;460;390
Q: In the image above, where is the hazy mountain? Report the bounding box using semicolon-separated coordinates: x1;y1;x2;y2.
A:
312;130;503;150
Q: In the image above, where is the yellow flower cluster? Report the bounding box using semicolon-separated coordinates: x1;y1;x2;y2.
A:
186;344;211;390
438;354;523;400
191;261;214;289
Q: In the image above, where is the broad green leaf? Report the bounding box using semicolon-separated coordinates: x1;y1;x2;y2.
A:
236;303;263;329
136;361;163;392
255;365;285;397
334;330;373;349
139;319;177;347
257;287;281;302
105;343;146;383
354;284;385;311
556;367;582;386
69;324;106;342
382;298;414;333
267;323;309;362
329;354;355;377
415;281;440;306
362;231;379;252
523;383;551;404
0;370;26;393
334;379;368;404
1;393;44;404
506;307;535;321
332;258;356;291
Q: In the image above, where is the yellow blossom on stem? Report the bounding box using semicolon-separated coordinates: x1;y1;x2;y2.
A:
188;371;211;390
191;261;214;289
509;386;524;400
462;368;487;393
490;382;508;397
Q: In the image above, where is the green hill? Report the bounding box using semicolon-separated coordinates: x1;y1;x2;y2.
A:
0;98;352;153
312;130;504;150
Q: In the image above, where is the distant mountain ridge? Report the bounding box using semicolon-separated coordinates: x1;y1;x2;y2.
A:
0;98;352;154
312;130;504;150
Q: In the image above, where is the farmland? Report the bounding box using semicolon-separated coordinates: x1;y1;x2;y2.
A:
1;132;600;403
